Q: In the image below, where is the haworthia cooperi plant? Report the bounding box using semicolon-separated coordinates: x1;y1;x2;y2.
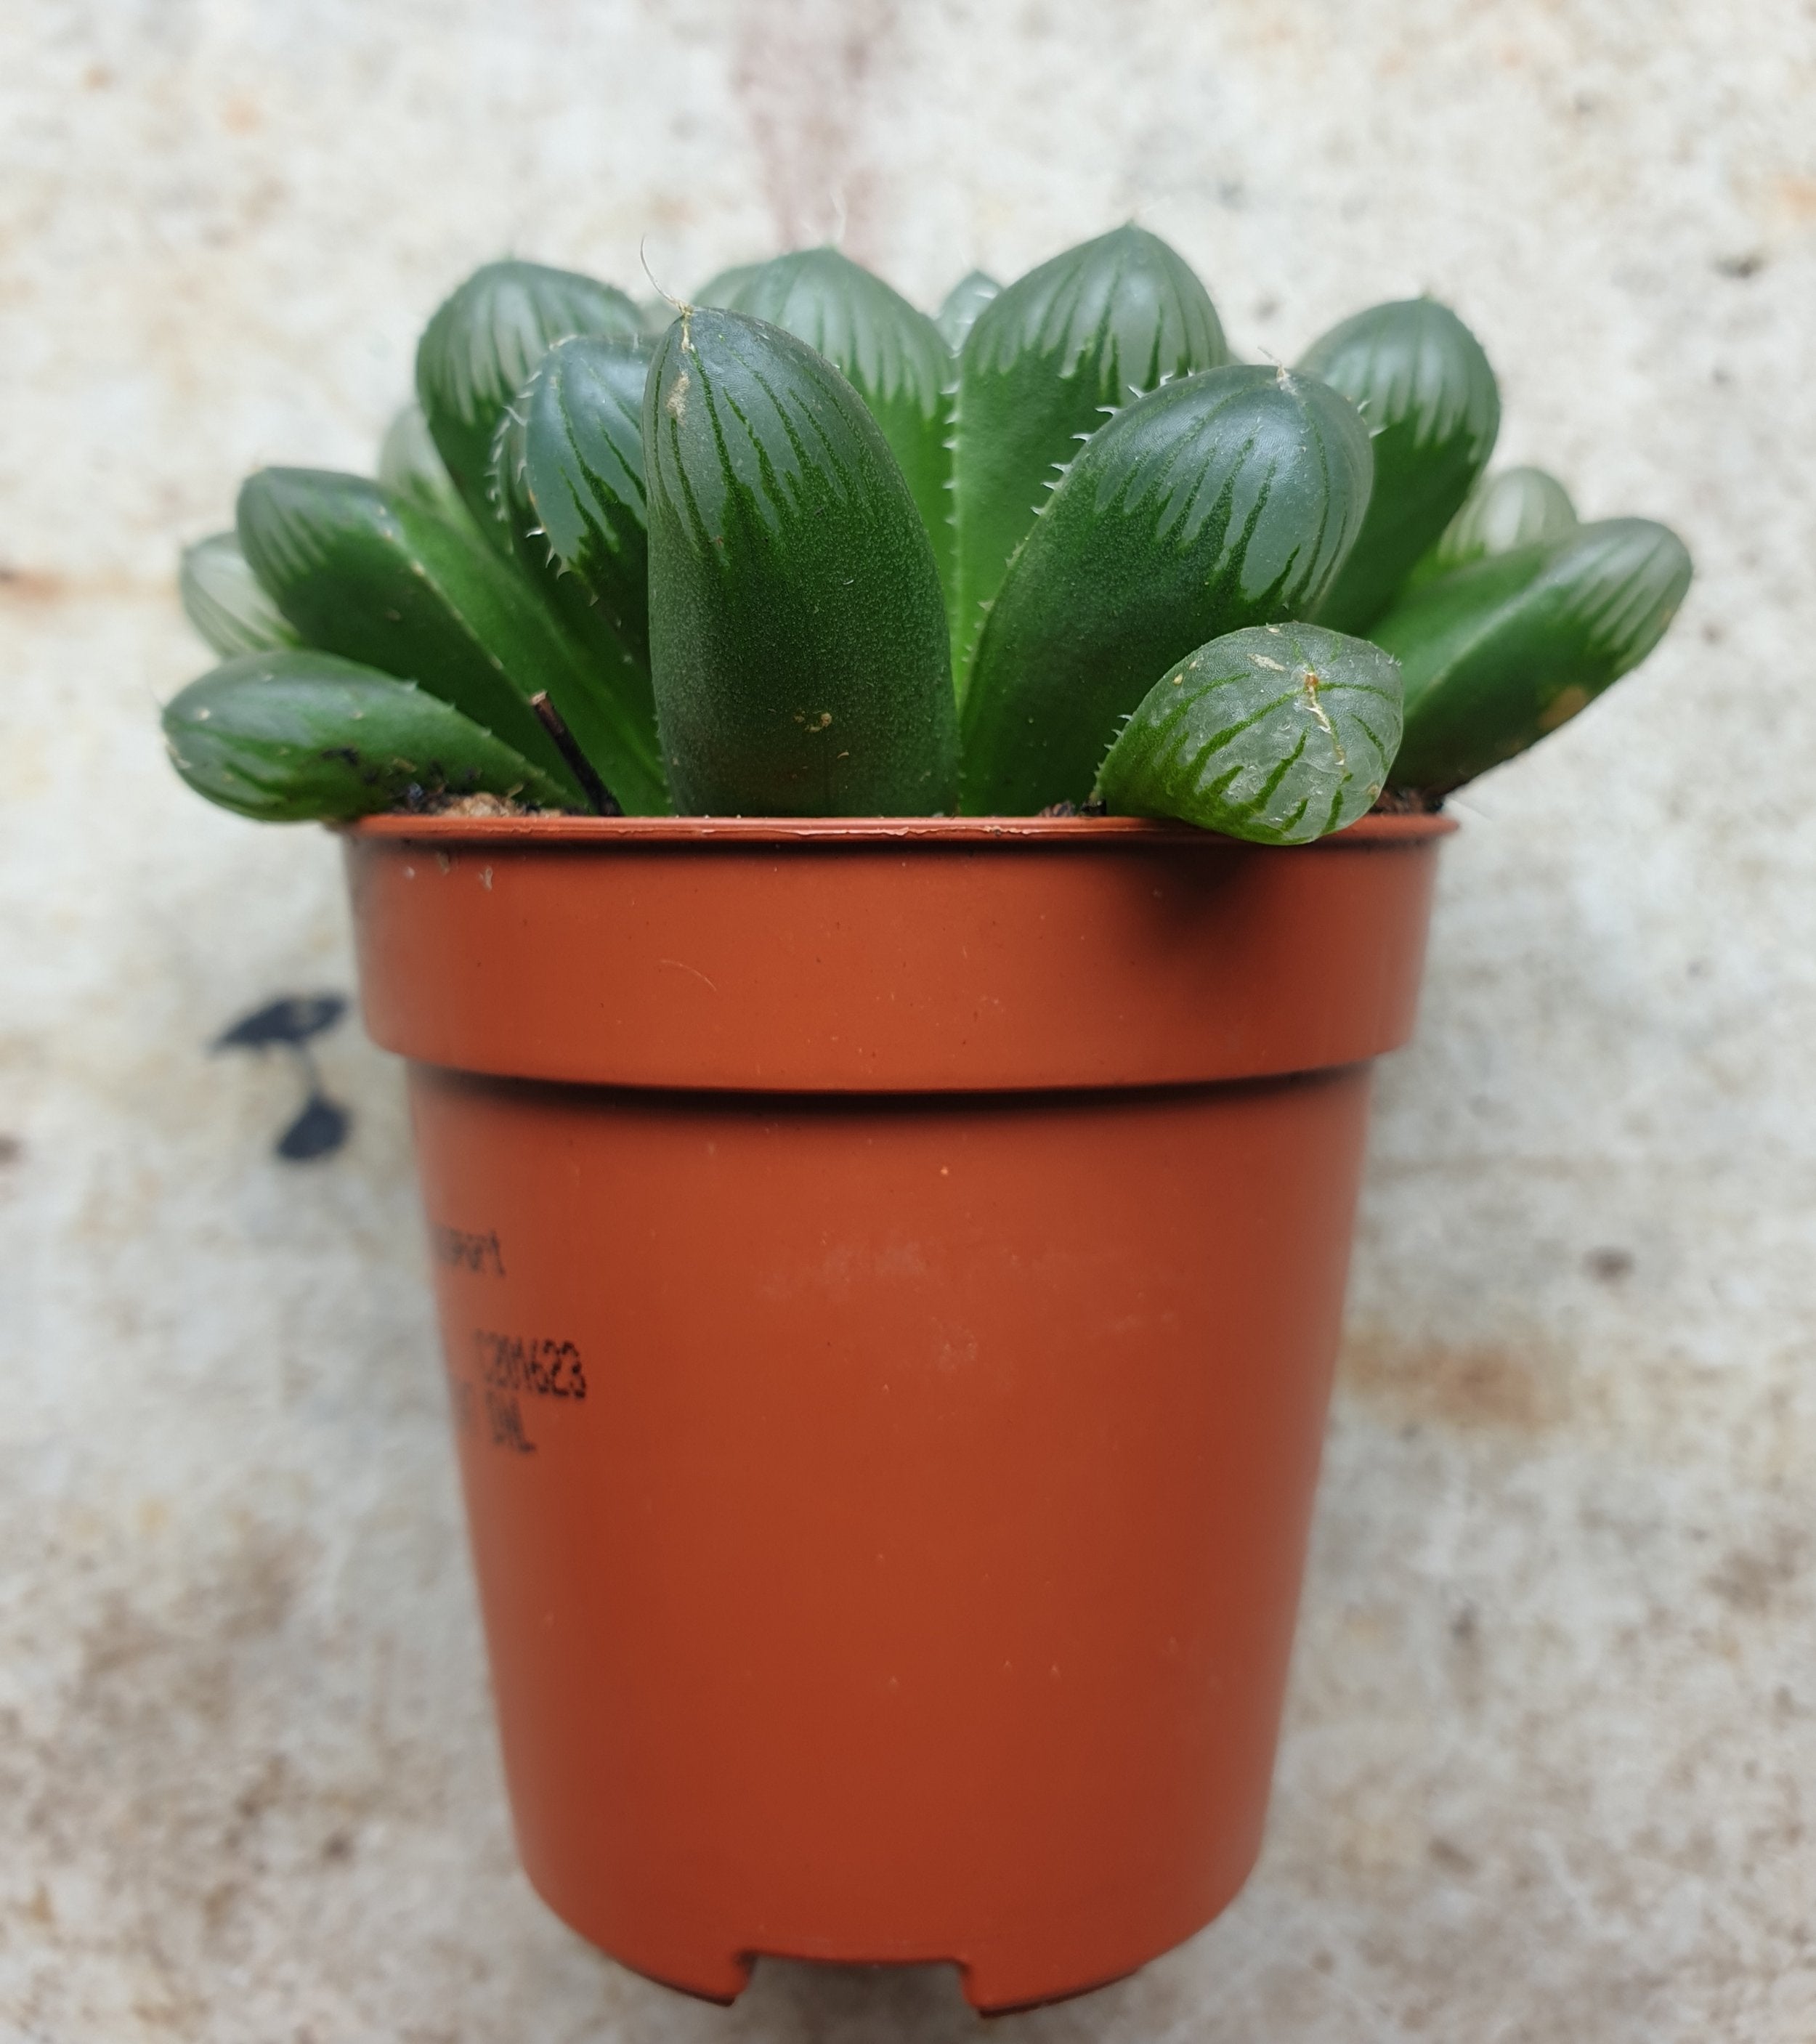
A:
169;237;1690;838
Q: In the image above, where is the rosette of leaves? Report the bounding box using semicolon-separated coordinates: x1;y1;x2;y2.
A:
165;235;1690;844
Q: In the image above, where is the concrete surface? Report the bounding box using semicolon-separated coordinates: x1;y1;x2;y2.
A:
4;1;1815;2037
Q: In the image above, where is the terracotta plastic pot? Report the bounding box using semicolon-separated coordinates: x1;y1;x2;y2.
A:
344;811;1449;2012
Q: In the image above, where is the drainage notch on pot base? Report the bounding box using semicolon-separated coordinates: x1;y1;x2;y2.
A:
346;813;1451;2010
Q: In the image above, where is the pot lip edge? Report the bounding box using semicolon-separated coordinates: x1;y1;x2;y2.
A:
340;811;1458;849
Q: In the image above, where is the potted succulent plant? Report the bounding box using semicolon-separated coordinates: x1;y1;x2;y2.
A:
166;228;1690;2011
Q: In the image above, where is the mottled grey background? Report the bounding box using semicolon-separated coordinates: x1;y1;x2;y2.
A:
3;2;1814;2038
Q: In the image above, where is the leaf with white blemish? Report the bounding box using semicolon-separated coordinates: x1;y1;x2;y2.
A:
1095;623;1404;844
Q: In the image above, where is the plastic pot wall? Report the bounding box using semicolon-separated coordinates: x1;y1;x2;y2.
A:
344;812;1449;2012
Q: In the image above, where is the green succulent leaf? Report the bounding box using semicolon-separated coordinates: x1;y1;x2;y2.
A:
415;259;641;544
493;334;657;738
237;467;669;814
960;363;1374;814
1096;624;1403;844
1298;297;1501;633
728;248;956;594
1419;463;1578;583
936;269;1000;351
378;400;477;534
162;649;571;822
1377;516;1692;793
179;532;299;657
644;307;957;816
952;225;1231;678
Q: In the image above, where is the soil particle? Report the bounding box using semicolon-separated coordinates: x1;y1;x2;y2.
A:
396;792;549;819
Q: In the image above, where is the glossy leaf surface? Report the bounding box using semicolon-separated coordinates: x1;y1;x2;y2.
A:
179;532;299;657
960;364;1374;814
162;649;569;822
1377;517;1692;792
1096;623;1403;843
1422;463;1577;581
237;468;668;814
494;334;657;739
644;308;957;815
726;248;956;593
1299;298;1500;633
936;269;1000;350
415;259;641;543
377;401;474;532
952;226;1230;677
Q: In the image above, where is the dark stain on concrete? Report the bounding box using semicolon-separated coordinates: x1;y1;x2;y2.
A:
1341;1331;1573;1432
1707;1524;1808;1615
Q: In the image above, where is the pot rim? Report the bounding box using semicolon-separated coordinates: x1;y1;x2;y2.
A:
344;810;1456;849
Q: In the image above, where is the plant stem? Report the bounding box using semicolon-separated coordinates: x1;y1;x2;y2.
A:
529;693;620;815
